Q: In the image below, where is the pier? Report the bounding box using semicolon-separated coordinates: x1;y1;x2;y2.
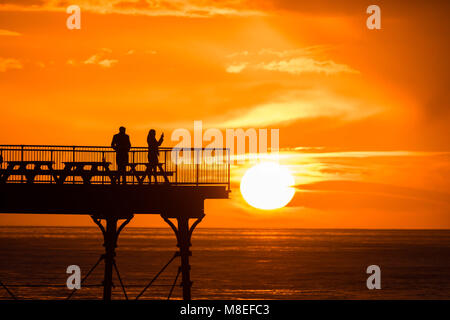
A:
0;145;230;300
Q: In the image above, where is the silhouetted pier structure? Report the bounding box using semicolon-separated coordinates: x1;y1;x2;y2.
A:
0;145;230;300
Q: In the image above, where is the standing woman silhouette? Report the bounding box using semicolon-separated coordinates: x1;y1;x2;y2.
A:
147;129;164;184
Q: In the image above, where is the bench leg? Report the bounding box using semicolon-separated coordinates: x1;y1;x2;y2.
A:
157;164;170;184
0;172;11;183
25;173;37;184
82;175;93;184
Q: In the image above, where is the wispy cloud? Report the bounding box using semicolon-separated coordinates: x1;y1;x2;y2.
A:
0;29;21;36
127;49;157;55
211;89;379;127
230;46;331;59
226;50;249;58
0;57;23;72
67;48;119;68
226;63;248;73
96;59;118;68
257;57;358;75
0;0;264;17
226;47;358;75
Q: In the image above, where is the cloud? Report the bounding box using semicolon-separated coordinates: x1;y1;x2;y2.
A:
257;46;331;58
212;89;379;128
0;0;264;17
226;63;248;73
67;48;119;68
226;50;249;58
0;57;23;72
226;47;358;75
0;29;21;36
289;180;450;214
257;57;358;75
228;47;329;59
84;54;118;67
97;59;118;68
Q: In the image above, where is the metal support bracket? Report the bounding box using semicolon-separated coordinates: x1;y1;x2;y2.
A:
162;213;205;300
90;214;133;300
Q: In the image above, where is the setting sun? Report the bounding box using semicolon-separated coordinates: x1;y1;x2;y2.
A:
240;162;295;210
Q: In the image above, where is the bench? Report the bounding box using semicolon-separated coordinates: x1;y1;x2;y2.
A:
0;160;174;185
57;161;113;184
0;161;55;183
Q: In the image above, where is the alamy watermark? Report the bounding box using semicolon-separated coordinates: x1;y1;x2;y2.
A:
366;265;381;290
66;265;81;290
366;5;381;30
170;121;279;165
66;5;81;30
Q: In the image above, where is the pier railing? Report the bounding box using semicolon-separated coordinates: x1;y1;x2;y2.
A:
0;145;230;189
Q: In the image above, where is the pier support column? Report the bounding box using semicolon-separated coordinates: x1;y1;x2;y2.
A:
177;217;192;300
103;218;117;301
163;214;204;300
92;214;133;301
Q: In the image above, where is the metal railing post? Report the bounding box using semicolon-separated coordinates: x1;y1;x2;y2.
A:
227;148;230;191
20;145;24;183
102;151;105;184
196;149;199;186
164;150;167;172
72;146;75;184
50;150;54;184
175;150;178;185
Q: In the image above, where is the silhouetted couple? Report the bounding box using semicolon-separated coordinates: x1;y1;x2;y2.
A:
111;127;164;184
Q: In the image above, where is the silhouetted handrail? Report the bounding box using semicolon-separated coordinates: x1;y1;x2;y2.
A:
0;145;230;188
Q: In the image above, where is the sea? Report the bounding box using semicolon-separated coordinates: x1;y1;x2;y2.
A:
0;227;449;300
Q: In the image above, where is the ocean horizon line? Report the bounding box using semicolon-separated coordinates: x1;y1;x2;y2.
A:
1;225;449;231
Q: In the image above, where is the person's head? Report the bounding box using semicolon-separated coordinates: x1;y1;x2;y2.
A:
119;126;126;134
148;129;156;137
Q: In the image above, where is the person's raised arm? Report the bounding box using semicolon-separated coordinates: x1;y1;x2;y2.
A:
158;133;164;146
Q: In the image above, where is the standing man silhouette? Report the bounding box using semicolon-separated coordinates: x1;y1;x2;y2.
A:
111;126;131;184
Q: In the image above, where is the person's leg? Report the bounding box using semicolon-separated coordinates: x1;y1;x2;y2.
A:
121;164;127;184
151;164;158;184
117;153;128;184
117;163;123;184
116;154;121;183
149;165;153;183
123;153;129;184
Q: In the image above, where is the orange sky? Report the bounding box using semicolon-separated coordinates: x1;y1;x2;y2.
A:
0;0;449;228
